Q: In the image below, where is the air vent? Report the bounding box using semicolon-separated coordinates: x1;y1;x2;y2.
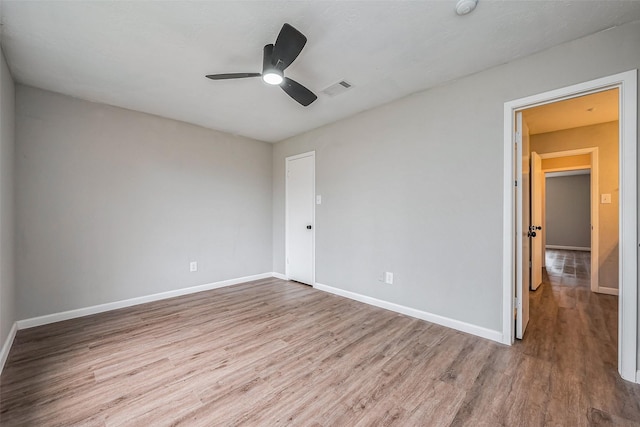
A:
321;80;353;97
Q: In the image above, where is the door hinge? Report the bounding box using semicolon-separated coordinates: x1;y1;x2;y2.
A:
529;260;532;268
515;180;518;187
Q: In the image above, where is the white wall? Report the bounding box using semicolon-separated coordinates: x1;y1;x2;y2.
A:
0;50;16;349
545;174;591;249
15;86;273;319
273;21;640;335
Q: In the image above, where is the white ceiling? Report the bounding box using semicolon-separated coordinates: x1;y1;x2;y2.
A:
2;1;640;143
523;88;619;135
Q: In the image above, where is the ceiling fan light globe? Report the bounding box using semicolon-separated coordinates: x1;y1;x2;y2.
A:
263;71;283;85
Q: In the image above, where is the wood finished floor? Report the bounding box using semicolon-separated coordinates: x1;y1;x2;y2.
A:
1;250;640;426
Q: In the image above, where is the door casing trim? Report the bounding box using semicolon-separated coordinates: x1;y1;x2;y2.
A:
502;70;637;383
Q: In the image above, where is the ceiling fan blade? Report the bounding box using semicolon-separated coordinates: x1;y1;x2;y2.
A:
205;73;261;80
272;23;307;71
280;77;317;106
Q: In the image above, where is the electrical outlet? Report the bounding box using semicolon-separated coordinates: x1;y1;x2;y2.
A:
385;272;394;285
189;261;197;272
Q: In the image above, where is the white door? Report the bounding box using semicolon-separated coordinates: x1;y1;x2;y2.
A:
516;112;530;339
286;152;315;285
531;151;543;290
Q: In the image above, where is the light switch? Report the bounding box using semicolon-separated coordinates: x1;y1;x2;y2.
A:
316;195;322;205
601;194;611;204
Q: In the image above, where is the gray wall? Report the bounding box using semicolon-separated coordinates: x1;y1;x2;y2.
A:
0;50;16;347
545;174;591;249
272;21;640;334
15;86;273;319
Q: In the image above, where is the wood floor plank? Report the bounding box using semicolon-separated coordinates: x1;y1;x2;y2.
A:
2;252;640;426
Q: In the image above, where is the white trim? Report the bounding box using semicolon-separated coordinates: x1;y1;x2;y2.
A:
284;151;315;162
598;287;619;296
0;322;18;374
17;273;273;329
314;282;503;343
589;171;599;297
515;112;527;338
545;245;591;252
503;69;637;383
502;102;515;345
272;272;288;280
538;148;599;159
285;151;316;286
543;166;591;173
545;170;590;178
618;70;638;383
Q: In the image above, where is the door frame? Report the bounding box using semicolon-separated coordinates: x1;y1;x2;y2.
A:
538;148;600;294
515;112;531;338
285;151;316;285
502;70;637;383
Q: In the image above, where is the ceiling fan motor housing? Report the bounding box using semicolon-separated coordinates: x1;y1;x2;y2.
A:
262;44;283;85
263;44;274;72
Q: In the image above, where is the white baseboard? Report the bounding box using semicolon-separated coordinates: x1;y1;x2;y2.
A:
313;282;503;343
596;286;619;296
17;272;274;330
8;274;503;372
546;245;591;252
0;322;18;375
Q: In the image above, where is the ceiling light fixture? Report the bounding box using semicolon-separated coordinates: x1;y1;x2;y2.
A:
456;0;478;16
262;69;283;85
205;24;317;106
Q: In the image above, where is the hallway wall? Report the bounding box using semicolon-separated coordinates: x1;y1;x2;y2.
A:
531;121;619;289
545;173;591;249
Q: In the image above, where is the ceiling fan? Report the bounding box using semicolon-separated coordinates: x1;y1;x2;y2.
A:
206;23;317;107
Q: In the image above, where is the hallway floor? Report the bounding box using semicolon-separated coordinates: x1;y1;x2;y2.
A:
514;249;639;425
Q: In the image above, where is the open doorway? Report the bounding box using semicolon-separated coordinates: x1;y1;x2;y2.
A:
544;167;593;290
534;148;601;294
525;89;620;298
503;70;637;383
520;91;619;357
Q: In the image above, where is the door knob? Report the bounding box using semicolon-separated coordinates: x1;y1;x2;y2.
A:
306;225;312;230
528;231;537;238
535;226;542;230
